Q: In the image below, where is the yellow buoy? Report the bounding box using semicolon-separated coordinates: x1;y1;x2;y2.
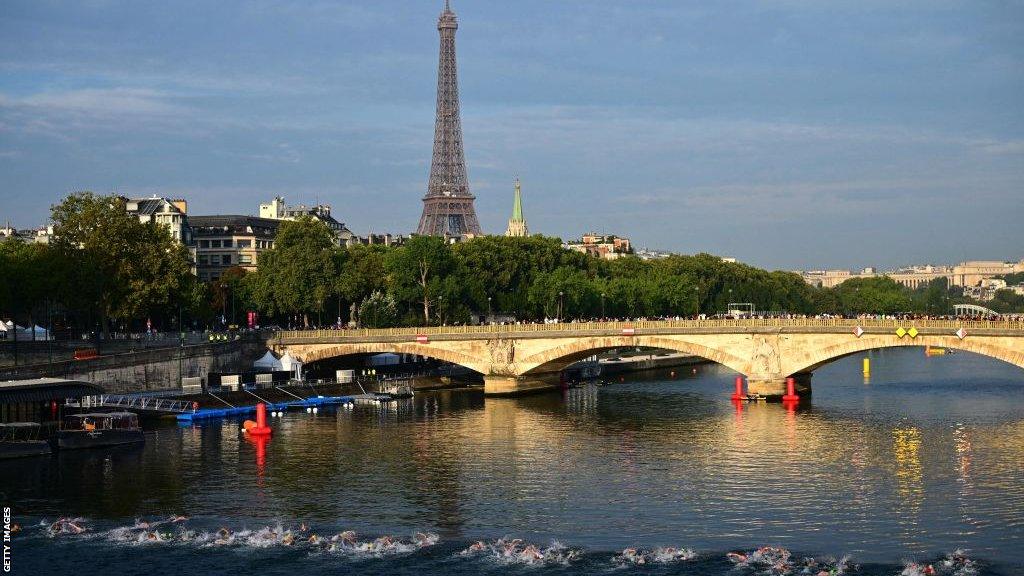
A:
862;357;870;377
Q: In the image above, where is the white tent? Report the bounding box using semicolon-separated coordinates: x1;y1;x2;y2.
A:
280;352;303;381
16;325;51;340
253;350;283;371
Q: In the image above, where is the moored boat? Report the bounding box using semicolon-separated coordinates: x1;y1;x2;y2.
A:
379;379;414;398
51;412;144;450
0;422;52;459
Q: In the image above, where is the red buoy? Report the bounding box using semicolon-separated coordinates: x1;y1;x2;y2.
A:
782;377;800;402
247;403;273;436
731;376;745;401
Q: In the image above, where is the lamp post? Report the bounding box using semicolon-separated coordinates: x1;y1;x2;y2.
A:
694;285;700;317
601;292;606;319
558;291;564;322
220;283;228;327
178;304;184;387
487;296;492;322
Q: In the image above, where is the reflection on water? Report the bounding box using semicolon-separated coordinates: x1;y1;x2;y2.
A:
2;347;1023;573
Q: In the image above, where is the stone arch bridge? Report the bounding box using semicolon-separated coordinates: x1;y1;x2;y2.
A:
271;319;1024;397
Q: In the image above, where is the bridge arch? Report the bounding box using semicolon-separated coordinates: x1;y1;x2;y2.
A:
290;342;489;375
516;335;750;376
783;336;1024;376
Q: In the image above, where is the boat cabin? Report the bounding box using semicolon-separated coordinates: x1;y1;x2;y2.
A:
0;422;42;441
65;412;140;432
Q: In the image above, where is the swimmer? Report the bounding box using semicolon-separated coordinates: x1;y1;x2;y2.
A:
727;552;748;563
333;530;357;545
170;515;188;523
308;534;322;545
281;533;295;546
299;522;308;532
521;544;543;562
214;527;233;545
413;532;438;547
465;541;486;553
133;519;151;530
617;547;646;565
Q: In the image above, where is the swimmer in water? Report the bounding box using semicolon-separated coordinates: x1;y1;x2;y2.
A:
214;527;233;545
170;515;188;523
727;552;748;563
466;541;486;552
299;522;308;532
281;533;295;546
134;519;151;530
517;544;542;563
10;524;20;534
334;530;357;546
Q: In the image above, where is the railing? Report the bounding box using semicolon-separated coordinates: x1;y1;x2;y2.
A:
82;394;194;414
277;317;1024;341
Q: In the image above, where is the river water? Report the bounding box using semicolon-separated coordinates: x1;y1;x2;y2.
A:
3;347;1023;575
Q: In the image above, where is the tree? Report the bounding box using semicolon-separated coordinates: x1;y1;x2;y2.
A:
336;244;389;324
252;217;337;325
528;266;599;320
386;236;455;324
50;192;191;335
358;291;399;328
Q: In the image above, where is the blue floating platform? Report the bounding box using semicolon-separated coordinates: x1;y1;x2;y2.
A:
176;395;355;422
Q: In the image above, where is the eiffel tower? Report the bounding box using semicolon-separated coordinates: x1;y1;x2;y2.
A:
416;0;483;238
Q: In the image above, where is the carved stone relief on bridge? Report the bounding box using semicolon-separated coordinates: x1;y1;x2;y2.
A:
750;335;782;377
486;338;516;375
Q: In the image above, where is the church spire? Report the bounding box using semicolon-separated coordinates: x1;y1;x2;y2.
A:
505;178;529;237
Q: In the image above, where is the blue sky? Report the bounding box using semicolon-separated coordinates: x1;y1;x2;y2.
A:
1;0;1022;270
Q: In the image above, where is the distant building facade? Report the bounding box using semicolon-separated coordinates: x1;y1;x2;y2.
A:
799;259;1024;291
259;196;356;245
188;215;280;282
565;233;632;260
123;196;190;244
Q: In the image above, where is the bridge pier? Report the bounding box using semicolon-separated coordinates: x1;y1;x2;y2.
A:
484;375;560;397
746;372;812;400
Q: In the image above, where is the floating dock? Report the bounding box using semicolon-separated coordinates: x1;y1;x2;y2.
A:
176;395;358;422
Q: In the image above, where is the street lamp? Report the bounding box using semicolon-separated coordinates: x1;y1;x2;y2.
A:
601;292;606;319
558;291;564;321
694;285;700;317
220;283;228;327
487;296;492;322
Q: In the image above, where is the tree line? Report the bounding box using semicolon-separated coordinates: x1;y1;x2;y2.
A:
1;193;1020;335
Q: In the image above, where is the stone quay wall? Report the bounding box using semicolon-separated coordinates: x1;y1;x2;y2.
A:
0;337;266;394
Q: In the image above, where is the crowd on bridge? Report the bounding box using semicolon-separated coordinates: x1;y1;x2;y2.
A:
278;311;1020;332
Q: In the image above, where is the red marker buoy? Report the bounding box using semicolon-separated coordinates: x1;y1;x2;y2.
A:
782;377;800;402
247;403;273;436
731;376;745;401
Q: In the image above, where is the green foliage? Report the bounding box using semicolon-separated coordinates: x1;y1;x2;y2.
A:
251;217;337;322
997;272;1024;286
50;192;191;332
358;291;399;328
829;276;915;315
10;193;1022;333
385;236;457;324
